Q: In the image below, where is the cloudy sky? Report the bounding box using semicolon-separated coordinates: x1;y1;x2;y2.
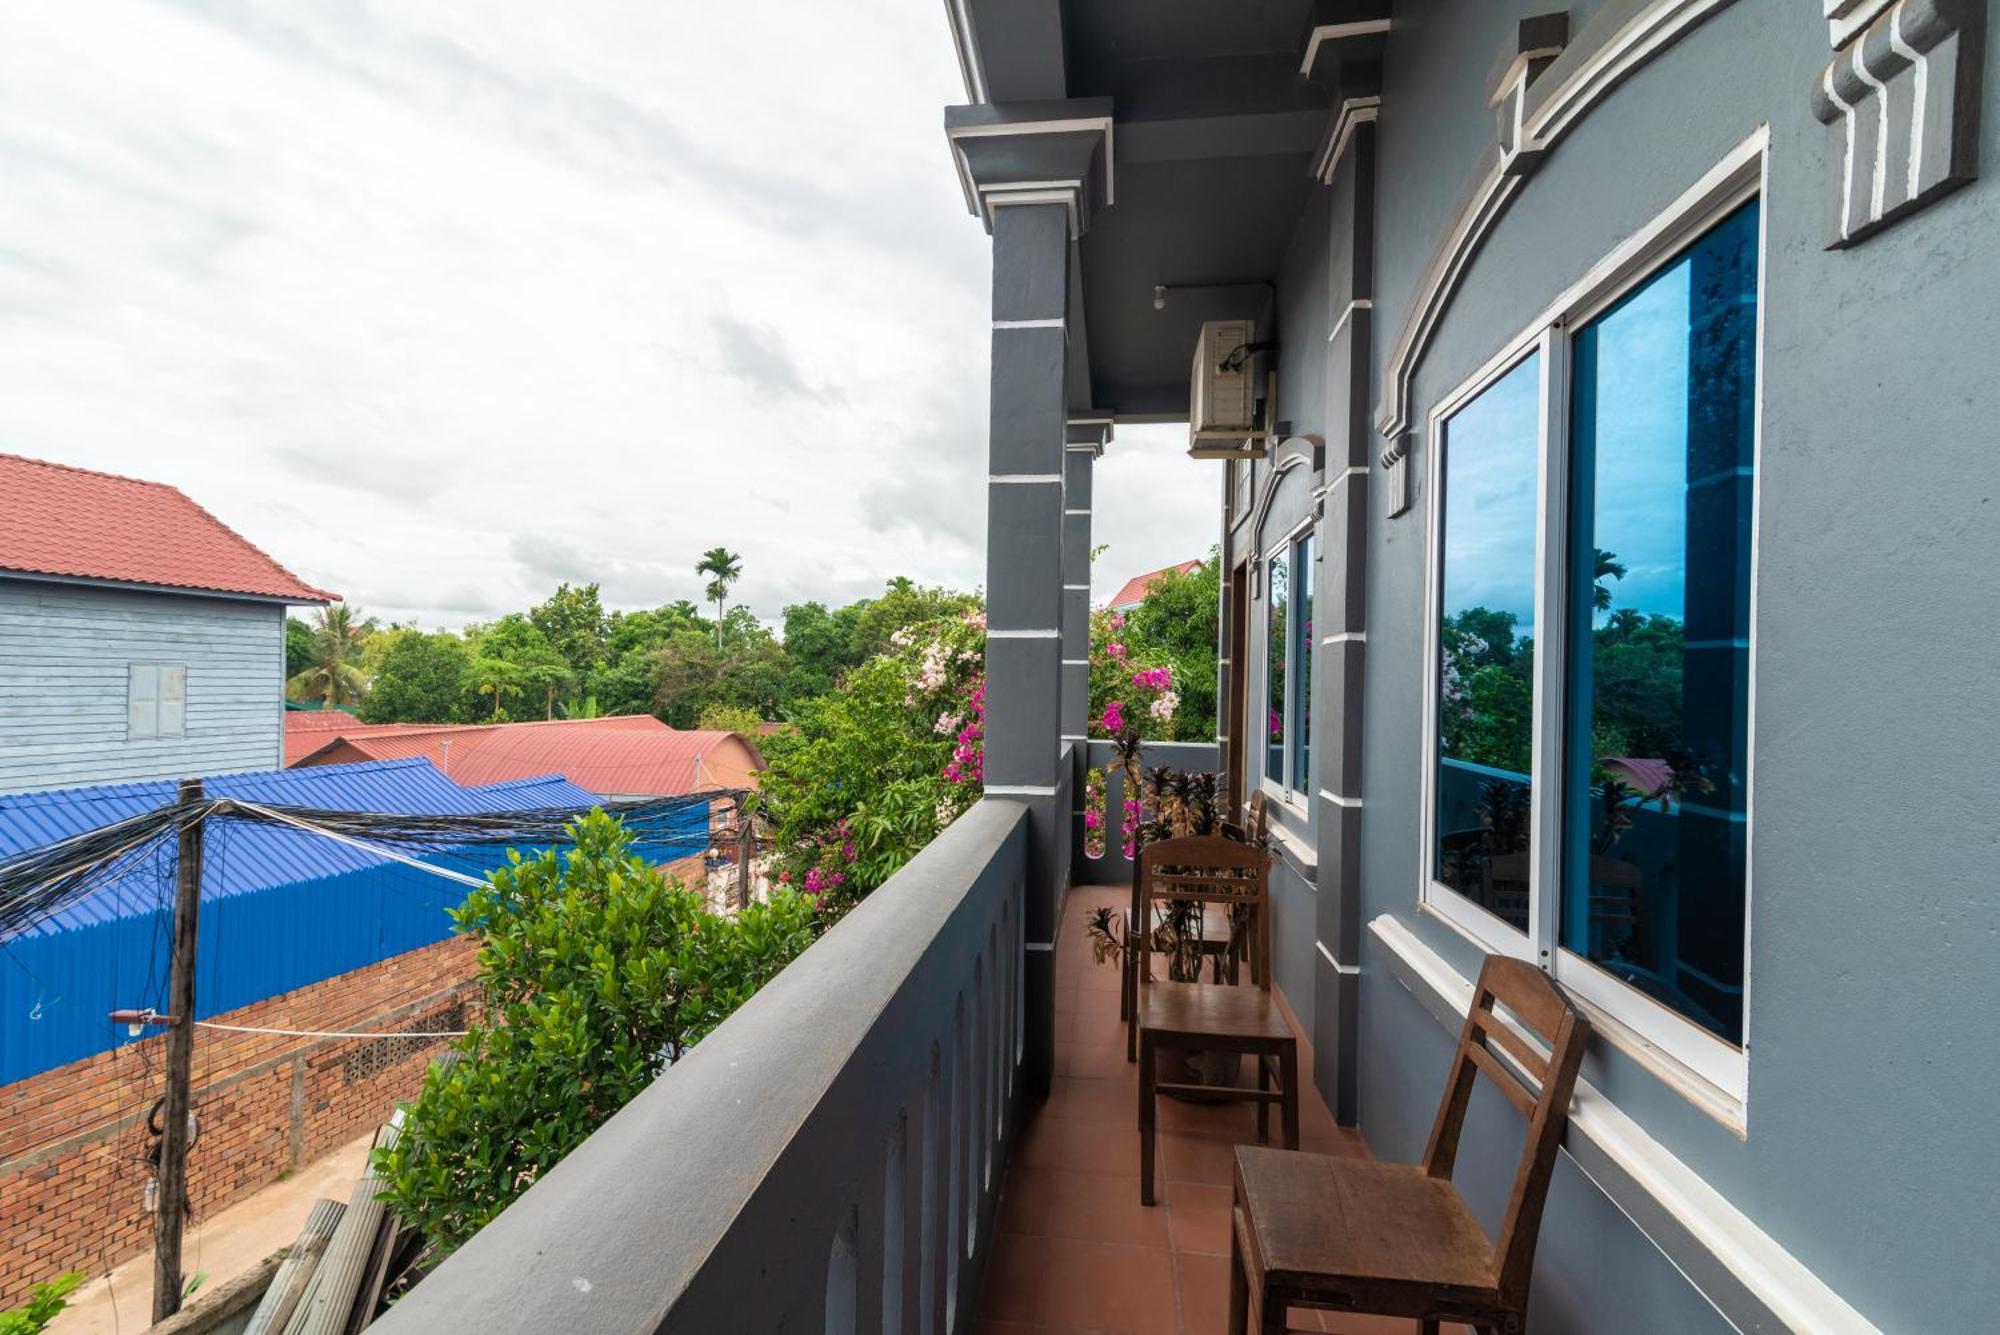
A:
0;1;1215;628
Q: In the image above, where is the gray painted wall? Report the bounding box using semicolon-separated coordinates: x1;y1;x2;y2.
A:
1339;1;2000;1330
0;577;285;793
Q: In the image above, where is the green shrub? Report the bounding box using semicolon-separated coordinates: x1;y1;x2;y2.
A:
374;810;816;1258
0;1273;83;1335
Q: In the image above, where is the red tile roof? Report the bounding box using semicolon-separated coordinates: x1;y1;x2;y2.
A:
289;714;763;797
1108;559;1202;611
0;452;336;602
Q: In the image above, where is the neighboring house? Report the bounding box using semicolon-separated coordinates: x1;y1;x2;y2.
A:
0;453;334;795
0;757;712;1301
1105;559;1201;612
288;713;764;799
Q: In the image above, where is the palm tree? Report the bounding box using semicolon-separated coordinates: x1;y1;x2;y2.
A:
694;547;743;648
1592;548;1627;613
287;603;375;708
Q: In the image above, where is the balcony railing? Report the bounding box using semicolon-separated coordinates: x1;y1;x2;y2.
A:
375;797;1033;1333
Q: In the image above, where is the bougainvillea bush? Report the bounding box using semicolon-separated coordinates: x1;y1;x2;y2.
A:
755;609;989;916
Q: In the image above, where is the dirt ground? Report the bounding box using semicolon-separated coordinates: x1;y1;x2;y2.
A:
50;1131;375;1334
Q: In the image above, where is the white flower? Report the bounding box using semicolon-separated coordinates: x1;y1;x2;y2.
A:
1148;690;1179;723
934;712;962;736
935;800;957;829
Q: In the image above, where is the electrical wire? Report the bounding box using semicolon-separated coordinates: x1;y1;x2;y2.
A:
191;1019;470;1040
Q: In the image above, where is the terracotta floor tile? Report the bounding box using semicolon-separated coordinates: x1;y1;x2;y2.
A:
999;1165;1061;1235
1045;1075;1136;1125
1059;1040;1132;1078
1171;1250;1229;1334
1044;1169;1171;1247
1162;1181;1232;1256
1157;1131;1244;1187
979;1234;1179;1333
1073;1009;1130;1050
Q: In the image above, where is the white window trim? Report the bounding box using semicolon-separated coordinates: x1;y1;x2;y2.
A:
1257;515;1316;809
1415;130;1768;1118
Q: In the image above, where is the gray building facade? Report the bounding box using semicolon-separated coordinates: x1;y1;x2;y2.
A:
0;578;294;794
950;1;1995;1331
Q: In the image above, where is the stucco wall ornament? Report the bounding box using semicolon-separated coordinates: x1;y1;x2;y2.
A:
1810;0;1985;247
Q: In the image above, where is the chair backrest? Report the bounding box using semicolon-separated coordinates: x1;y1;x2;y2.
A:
1419;955;1589;1307
1135;834;1270;990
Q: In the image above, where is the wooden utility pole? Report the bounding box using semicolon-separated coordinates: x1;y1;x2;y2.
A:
735;798;755;910
153;777;204;1323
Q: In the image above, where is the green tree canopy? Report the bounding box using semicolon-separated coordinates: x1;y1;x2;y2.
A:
528;582;609;682
358;631;472;724
284;615;316;680
652;610;786;727
465;614;571;721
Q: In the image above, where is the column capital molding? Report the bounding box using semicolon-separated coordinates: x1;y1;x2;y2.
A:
946;99;1115;238
1065;416;1114;455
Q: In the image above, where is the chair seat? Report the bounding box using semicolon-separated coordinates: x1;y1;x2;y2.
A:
1233;1146;1499;1303
1138;983;1293;1044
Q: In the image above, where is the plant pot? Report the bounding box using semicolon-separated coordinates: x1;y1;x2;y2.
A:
1157;1046;1245;1102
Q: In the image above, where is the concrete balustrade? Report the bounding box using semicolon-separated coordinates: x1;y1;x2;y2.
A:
375;798;1036;1334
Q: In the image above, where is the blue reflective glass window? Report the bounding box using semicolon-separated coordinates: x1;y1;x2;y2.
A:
1291;533;1314;794
1432;352;1541;930
1563;201;1758;1045
1265;550;1288;784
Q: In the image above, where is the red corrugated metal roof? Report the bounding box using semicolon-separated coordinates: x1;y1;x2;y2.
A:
0;452;336;602
1108;559;1202;610
289;714;756;797
281;711;437;764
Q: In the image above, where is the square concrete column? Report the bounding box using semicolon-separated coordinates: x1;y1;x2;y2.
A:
1311;117;1377;1127
984;200;1070;1099
950;98;1111;1100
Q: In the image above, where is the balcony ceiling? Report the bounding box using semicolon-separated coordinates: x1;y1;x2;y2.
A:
963;0;1335;420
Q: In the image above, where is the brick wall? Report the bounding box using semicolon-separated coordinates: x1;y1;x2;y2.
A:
0;937;480;1304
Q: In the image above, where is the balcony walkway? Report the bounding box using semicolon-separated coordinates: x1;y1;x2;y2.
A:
977;883;1472;1335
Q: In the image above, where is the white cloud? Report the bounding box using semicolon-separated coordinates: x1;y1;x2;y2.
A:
0;0;1212;629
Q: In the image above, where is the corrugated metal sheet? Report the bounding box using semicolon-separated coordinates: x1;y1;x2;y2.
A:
0;759;710;1085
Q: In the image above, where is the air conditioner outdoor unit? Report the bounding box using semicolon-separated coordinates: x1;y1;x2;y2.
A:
1188;319;1273;460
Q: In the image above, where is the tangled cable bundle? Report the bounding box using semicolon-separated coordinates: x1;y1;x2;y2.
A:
0;790;744;944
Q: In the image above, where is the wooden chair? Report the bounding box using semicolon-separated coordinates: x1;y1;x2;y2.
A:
1120;793;1268;1034
1227;955;1589;1334
1134;833;1298;1207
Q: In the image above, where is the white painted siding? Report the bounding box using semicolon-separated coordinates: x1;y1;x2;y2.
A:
0;577;285;793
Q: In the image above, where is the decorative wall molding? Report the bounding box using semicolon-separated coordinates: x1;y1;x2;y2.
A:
1809;0;1986;247
1375;0;1741;467
1313;97;1383;184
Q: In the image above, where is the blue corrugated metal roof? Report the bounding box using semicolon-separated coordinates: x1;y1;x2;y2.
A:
0;759;597;939
0;759;710;1085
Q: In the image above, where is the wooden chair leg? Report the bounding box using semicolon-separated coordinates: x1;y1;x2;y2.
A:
1138;1034;1158;1206
1118;938;1132;1025
1227;1206;1249;1335
1255;1051;1271;1145
1279;1042;1300;1151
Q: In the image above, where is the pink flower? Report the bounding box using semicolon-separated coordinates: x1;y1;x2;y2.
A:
1083;808;1103;830
1107;641;1128;661
1101;700;1126;734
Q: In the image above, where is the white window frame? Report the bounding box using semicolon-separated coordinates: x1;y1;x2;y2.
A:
1258;515;1316;809
1415;130;1768;1121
